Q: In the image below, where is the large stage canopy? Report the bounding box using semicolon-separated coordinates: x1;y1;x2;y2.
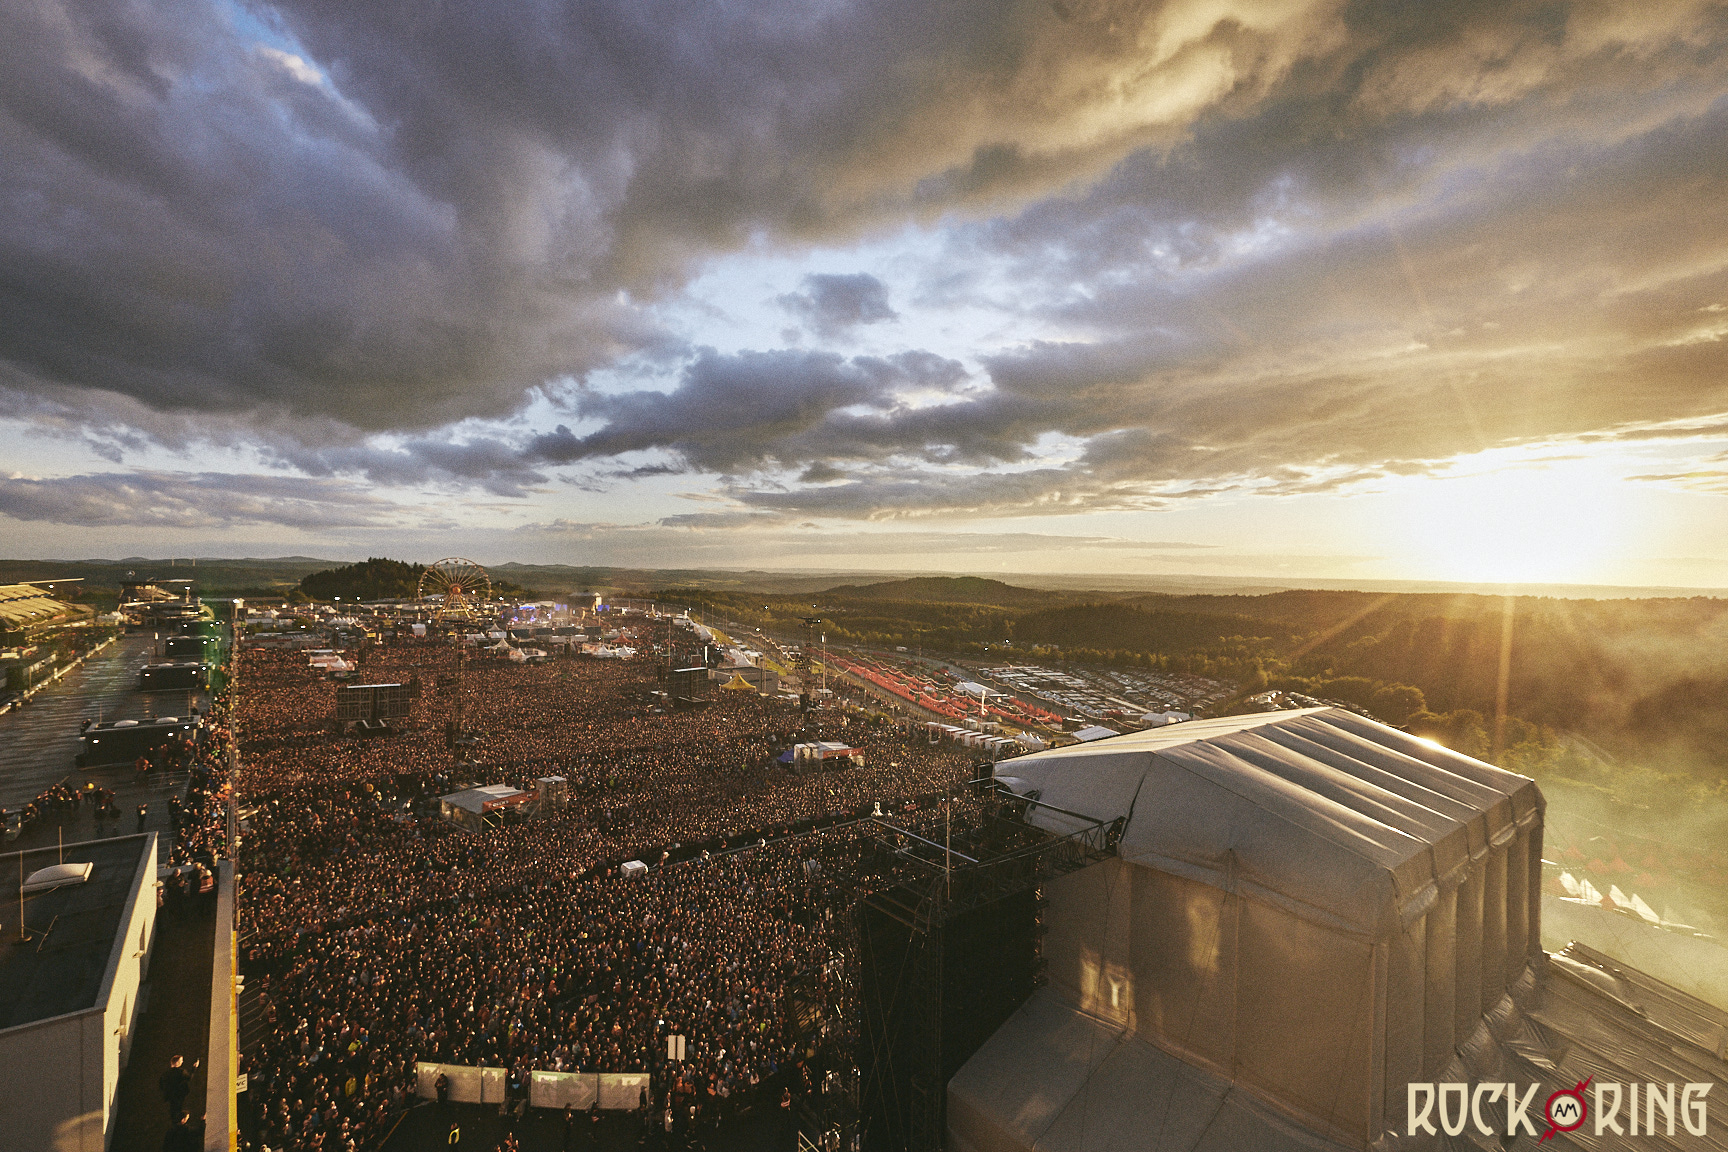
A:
953;708;1728;1152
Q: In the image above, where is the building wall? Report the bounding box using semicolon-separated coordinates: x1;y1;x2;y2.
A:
98;835;158;1150
0;836;157;1152
1038;813;1544;1149
205;861;237;1152
0;1009;98;1151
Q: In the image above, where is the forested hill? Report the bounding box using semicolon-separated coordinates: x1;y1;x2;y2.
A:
1047;590;1728;780
296;558;536;601
1125;588;1728;633
1120;589;1728;736
300;557;425;601
1012;602;1302;654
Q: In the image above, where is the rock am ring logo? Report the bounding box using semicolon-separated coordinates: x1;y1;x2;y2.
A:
1540;1076;1592;1143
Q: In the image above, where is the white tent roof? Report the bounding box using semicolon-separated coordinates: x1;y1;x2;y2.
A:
1070;725;1120;742
1001;708;1537;939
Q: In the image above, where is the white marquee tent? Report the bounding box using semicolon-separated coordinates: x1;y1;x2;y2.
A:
952;707;1728;1151
956;707;1546;1150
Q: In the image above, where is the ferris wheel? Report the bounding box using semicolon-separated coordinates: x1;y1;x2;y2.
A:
416;558;493;621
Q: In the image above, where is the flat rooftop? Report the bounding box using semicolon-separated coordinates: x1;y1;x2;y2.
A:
0;834;153;1029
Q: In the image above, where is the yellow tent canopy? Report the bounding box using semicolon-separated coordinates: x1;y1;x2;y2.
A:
721;672;758;692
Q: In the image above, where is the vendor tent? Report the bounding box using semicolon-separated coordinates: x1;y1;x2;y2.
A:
439;785;531;833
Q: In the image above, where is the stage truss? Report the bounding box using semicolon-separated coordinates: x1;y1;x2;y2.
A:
846;786;1121;1152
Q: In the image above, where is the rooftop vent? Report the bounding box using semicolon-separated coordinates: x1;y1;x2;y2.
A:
23;862;93;893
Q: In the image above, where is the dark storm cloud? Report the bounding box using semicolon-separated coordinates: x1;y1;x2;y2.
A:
3;0;1727;529
497;0;1727;520
0;0;1342;438
0;471;399;528
525;348;968;473
960;83;1728;481
0;373;556;495
732;466;1169;519
689;19;1728;514
261;436;552;498
778;274;898;337
0;0;654;433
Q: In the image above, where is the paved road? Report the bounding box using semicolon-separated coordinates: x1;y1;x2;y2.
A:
1;632;210;853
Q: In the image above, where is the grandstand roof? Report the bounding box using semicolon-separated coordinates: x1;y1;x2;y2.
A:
0;584;76;630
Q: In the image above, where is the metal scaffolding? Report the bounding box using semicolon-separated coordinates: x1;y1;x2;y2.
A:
850;787;1121;1152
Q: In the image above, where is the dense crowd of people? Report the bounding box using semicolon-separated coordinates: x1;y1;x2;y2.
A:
230;623;985;1151
3;779;88;837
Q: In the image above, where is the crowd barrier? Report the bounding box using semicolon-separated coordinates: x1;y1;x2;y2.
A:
416;1063;649;1110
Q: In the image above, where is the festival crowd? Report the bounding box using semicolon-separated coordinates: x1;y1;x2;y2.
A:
225;625;985;1151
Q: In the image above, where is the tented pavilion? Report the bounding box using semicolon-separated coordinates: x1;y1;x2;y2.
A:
951;708;1728;1152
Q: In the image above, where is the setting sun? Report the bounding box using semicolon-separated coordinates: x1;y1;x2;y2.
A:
1384;455;1639;586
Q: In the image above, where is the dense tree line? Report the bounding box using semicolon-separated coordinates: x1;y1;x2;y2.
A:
299;557;426;601
1263;595;1728;779
651;587;1017;651
298;558;536;602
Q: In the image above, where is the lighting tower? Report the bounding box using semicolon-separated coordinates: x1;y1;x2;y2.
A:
798;616;822;676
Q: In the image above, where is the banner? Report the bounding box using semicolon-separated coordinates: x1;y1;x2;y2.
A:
530;1072;598;1110
418;1064;648;1110
598;1072;651;1111
416;1063;483;1104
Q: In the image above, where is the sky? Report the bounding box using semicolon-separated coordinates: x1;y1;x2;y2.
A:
1;0;1726;588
